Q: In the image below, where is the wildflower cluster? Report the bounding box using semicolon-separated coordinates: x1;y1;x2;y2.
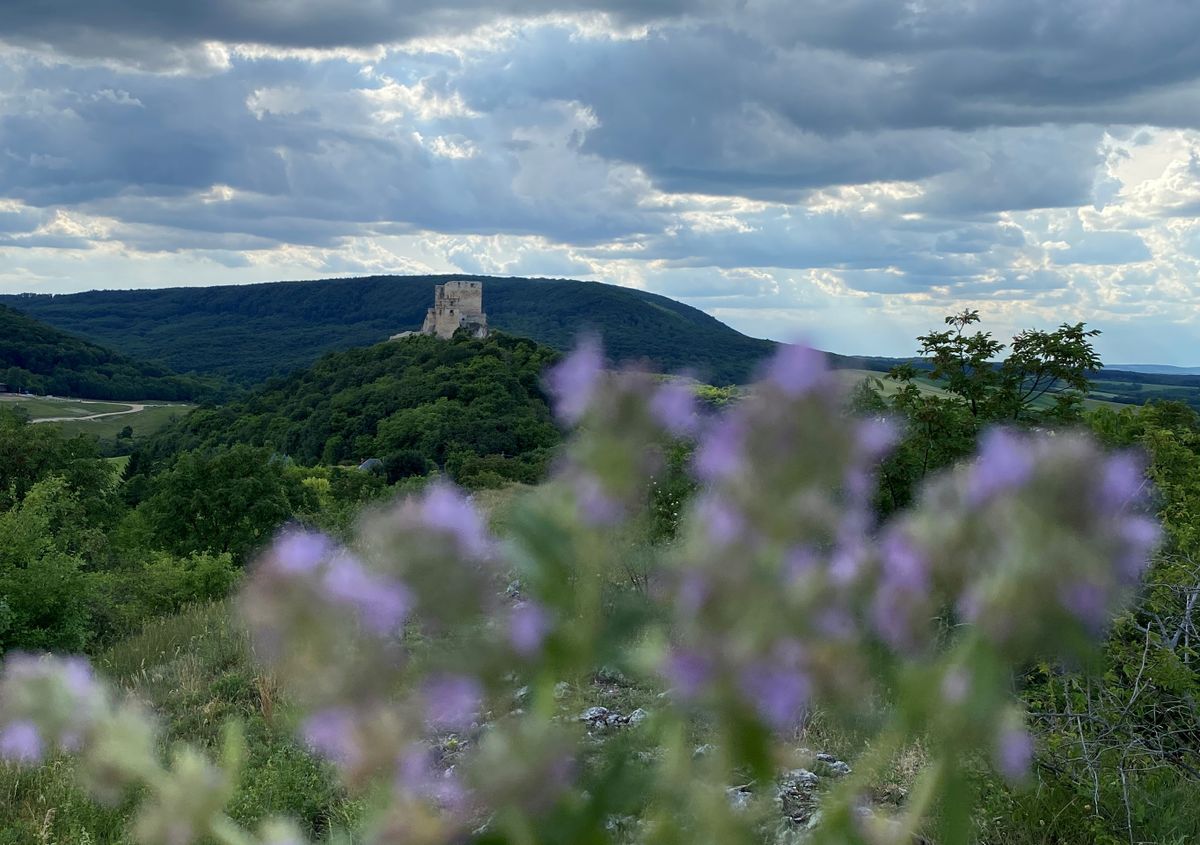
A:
0;341;1159;845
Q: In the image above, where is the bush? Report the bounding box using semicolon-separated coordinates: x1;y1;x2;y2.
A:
0;342;1164;845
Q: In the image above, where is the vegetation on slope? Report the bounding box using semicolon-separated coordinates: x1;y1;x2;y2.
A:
0;304;226;402
138;332;563;489
1;275;778;386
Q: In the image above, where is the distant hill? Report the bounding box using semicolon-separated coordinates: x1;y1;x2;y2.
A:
0;304;225;402
137;332;562;488
1;275;781;387
1107;364;1200;376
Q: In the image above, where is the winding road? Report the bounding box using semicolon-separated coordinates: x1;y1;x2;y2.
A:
30;403;146;424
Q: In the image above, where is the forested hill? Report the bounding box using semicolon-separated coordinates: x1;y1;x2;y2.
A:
1;275;779;386
136;332;562;489
0;304;224;402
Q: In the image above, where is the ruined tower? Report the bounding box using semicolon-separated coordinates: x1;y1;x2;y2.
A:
416;280;489;339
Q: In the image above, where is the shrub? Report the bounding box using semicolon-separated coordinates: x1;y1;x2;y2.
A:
0;342;1161;845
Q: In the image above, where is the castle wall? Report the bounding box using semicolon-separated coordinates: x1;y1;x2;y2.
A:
420;280;488;339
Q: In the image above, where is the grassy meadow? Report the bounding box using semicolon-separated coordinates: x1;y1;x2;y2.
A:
0;394;192;440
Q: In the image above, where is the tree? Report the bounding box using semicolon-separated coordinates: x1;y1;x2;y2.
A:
137;446;318;562
0;476;93;653
862;310;1102;513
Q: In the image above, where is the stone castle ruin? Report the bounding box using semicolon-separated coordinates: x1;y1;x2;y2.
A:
392;280;489;341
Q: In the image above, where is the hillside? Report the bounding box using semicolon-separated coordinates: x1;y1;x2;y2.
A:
1;275;779;387
138;332;562;488
0;304;225;402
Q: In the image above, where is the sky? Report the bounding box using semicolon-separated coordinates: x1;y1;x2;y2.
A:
1;1;1199;363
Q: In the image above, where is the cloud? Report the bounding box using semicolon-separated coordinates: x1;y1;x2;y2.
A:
3;2;1200;362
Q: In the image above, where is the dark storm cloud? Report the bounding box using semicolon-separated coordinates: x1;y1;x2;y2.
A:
0;0;712;63
0;0;1193;316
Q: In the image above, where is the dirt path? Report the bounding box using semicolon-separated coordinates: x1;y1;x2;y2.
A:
31;403;146;424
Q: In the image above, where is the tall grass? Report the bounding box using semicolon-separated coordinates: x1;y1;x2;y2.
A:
0;602;360;844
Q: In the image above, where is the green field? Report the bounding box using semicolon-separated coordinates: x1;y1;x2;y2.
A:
0;394;192;440
835;368;1126;411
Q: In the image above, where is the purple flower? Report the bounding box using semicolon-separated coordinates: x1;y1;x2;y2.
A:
693;415;745;482
1058;580;1110;632
546;336;603;424
1117;516;1160;583
650;381;699;436
783;546;820;583
814;608;855;640
0;720;42;764
764;344;827;398
397;745;468;811
1;655;104;752
871;534;932;650
872;592;914;651
996;726;1034;782
573;475;624;526
941;669;970;705
878;530;928;592
323;553;412;635
739;661;809;731
270;531;333;574
302;708;360;769
967;429;1035;506
421;483;493;558
677;571;710;614
855;417;898;460
695;495;743;546
423;674;483;731
58;657;95;698
1098;451;1147;511
662;649;713;700
829;543;865;585
510;601;550;657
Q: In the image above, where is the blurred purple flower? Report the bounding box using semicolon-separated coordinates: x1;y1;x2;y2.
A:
941;669;970;705
855;417;898;460
693;415;745;482
1;654;104;751
323;553;412;635
574;475;624;526
1058;581;1110;633
271;531;333;574
424;674;483;731
872;592;914;651
59;656;95;698
783;546;820;582
968;429;1035;506
1117;516;1160;583
421;484;493;558
302;708;360;769
695;495;743;546
677;571;710;614
650;381;699;436
814;608;855;640
739;662;809;731
662;649;713;700
829;544;865;585
397;745;468;811
0;720;42;764
764;344;827;398
996;726;1034;781
510;601;550;657
871;534;932;648
1098;451;1147;511
879;530;928;592
546;336;603;424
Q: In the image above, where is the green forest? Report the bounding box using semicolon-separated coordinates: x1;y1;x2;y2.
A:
0;304;226;402
0;275;780;386
2;307;1200;845
136;332;562;489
